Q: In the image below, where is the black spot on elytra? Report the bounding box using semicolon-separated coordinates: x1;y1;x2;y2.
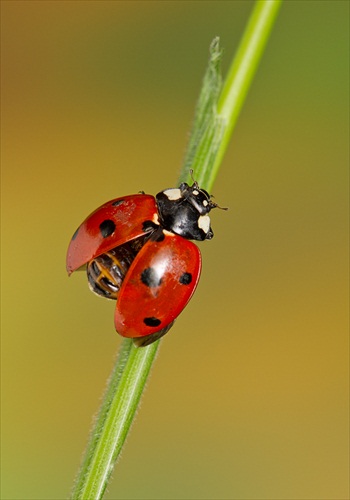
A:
99;219;116;238
142;220;158;233
141;267;162;288
143;317;161;327
179;272;192;285
112;199;125;207
71;227;79;240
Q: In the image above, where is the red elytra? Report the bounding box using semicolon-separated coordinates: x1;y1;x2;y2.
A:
114;232;201;340
66;194;157;275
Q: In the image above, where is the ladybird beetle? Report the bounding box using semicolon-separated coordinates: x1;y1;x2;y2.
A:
66;177;225;347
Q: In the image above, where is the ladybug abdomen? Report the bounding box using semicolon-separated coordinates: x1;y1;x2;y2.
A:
87;243;138;300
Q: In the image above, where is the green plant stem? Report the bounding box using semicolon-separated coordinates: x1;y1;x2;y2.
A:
71;340;159;499
212;0;282;190
181;0;282;192
71;2;282;498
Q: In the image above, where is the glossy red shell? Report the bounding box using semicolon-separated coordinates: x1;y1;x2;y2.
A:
114;233;201;339
66;194;158;274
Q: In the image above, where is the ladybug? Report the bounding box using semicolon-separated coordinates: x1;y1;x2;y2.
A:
66;176;225;347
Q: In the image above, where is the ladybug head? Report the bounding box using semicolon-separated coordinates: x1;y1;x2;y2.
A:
178;181;219;215
156;179;226;241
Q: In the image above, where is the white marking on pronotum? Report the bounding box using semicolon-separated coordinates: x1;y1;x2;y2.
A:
163;229;175;237
163;188;182;201
152;213;160;224
192;189;199;196
198;215;211;234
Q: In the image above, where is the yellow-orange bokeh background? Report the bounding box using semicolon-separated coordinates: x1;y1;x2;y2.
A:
2;1;348;499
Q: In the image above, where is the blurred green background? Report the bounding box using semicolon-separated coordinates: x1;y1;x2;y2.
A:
1;1;348;499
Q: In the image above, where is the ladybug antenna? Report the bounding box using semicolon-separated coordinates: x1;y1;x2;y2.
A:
189;169;199;187
189;168;228;210
210;195;228;211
